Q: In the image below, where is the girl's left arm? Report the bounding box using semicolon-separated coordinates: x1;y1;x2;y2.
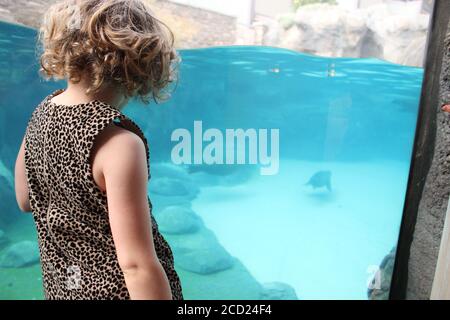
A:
14;135;31;212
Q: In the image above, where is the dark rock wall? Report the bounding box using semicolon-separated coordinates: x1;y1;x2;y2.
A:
406;20;450;299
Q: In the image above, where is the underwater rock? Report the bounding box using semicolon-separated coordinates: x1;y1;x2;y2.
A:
0;229;9;249
305;170;332;191
175;258;263;299
368;246;396;300
0;193;21;226
188;163;245;176
189;164;257;188
150;194;192;213
149;163;196;208
151;177;191;197
151;162;191;181
0;158;18;225
154;206;203;235
0;156;21;225
150;175;199;198
0;240;40;268
149;176;200;213
165;228;235;275
149;164;200;212
260;282;298;300
0;159;14;189
177;247;235;275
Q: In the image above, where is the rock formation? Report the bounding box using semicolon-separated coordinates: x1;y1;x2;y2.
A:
271;2;430;67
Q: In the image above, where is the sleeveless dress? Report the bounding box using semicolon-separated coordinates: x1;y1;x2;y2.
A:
23;89;184;300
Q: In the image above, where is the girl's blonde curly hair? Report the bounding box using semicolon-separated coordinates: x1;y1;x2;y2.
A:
38;0;180;104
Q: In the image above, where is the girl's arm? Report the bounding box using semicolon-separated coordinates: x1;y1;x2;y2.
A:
14;136;31;212
94;124;172;300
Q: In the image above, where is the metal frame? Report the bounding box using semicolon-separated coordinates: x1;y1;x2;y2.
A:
390;0;450;300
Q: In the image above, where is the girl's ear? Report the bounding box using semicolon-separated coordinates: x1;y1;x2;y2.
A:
441;104;450;113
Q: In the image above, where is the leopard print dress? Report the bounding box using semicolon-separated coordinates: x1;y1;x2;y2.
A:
24;89;183;300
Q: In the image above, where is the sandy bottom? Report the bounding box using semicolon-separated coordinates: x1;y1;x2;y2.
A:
192;159;409;299
0;159;409;300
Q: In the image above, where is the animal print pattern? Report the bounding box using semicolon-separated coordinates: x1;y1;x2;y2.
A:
24;89;183;300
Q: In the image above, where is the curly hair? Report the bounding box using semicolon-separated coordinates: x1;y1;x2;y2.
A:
38;0;180;104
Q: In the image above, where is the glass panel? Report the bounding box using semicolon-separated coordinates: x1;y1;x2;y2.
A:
0;0;433;300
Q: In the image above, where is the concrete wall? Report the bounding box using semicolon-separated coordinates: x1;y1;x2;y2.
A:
169;0;253;25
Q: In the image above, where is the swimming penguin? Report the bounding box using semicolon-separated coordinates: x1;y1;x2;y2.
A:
305;170;332;192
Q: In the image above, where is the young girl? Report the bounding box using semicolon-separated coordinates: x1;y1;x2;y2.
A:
14;0;183;300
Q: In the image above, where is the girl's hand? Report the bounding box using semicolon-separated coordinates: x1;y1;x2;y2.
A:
441;104;450;113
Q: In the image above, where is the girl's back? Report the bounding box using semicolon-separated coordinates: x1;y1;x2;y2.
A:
15;0;183;300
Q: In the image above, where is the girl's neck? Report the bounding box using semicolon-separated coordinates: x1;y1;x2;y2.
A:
53;75;129;110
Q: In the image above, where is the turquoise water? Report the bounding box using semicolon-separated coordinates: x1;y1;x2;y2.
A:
0;20;423;299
